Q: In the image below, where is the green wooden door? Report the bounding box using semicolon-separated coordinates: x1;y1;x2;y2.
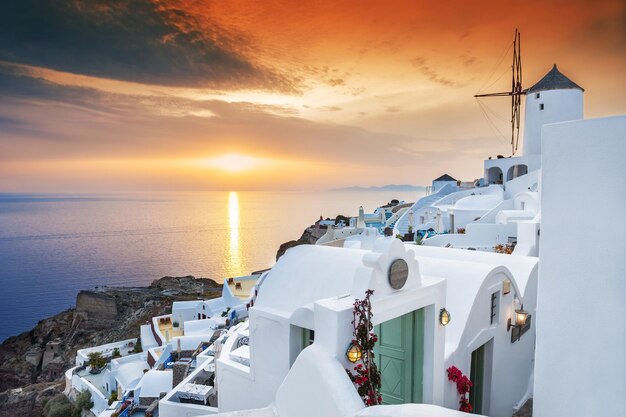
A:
470;344;485;414
374;309;424;404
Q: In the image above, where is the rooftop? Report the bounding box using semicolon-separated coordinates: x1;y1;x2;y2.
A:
226;275;260;300
158;317;183;342
433;174;457;182
76;368;108;396
526;64;583;93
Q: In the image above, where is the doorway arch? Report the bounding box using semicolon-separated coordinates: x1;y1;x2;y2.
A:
506;164;528;181
487;167;503;185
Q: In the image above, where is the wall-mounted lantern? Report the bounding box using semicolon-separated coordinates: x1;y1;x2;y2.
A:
439;308;451;326
346;343;362;363
507;304;530;342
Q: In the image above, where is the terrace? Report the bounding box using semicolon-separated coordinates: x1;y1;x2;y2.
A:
75;367;109;396
226;276;258;300
157;316;183;342
76;338;138;366
172;361;216;406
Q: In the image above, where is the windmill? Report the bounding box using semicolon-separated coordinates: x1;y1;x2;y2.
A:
475;29;524;155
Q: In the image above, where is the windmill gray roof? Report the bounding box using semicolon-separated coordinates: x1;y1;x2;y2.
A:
526;64;584;93
433;174;457;182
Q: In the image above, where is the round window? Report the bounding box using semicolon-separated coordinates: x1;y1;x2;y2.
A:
388;259;409;290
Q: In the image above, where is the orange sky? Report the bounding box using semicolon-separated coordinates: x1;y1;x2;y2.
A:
0;0;624;192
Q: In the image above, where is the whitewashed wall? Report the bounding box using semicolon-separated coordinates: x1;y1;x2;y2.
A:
523;88;583;155
534;116;626;417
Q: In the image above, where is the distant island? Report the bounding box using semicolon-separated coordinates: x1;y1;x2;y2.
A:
330;184;427;192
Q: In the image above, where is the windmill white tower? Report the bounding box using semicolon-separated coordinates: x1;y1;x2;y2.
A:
522;64;584;156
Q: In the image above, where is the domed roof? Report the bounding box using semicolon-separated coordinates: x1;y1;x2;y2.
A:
526;64;583;93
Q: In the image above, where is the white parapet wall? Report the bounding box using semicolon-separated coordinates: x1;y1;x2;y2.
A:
76;338;138;366
71;373;109;415
421;223;517;250
274;344;364;417
534;115;626;417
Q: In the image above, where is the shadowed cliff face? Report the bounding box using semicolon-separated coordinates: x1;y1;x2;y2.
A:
276;227;322;261
0;276;220;416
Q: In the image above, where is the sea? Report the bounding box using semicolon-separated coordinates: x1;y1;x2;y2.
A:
0;190;424;342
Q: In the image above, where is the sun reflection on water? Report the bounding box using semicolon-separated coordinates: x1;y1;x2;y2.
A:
227;191;244;276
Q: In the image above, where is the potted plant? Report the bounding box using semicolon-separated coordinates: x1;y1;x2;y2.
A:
87;352;106;374
132;339;142;353
112;347;121;358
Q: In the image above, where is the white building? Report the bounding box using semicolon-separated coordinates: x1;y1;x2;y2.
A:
432;174;458;193
64;65;625;417
485;64;583;186
393;65;584;253
210;238;536;417
533;115;626;417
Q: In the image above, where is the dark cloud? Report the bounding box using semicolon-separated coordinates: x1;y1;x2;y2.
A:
0;0;296;91
327;78;345;87
0;69;431;168
461;55;477;66
410;56;464;88
0;64;105;108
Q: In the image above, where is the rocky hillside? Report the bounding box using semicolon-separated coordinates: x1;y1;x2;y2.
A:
275;227;322;261
0;276;221;417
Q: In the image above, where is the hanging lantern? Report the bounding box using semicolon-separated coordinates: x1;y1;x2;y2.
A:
346;343;362;363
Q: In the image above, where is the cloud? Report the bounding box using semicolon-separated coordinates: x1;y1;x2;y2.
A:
461;55;477;66
0;0;296;91
409;56;463;88
327;78;346;87
319;106;342;112
0;69;431;170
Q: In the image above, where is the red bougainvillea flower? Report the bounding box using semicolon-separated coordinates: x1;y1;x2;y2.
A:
447;366;474;412
459;396;473;412
447;366;462;382
456;376;473;394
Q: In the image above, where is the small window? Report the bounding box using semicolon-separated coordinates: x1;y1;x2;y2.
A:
539;103;545;110
490;292;499;324
535;93;540;99
302;328;315;349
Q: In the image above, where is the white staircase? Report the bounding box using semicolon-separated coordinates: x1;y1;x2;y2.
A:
393;184;458;235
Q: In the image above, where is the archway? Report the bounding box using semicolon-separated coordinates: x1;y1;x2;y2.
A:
487;167;503;184
506;164;528;181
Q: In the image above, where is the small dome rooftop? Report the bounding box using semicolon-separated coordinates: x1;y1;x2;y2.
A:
526;64;583;93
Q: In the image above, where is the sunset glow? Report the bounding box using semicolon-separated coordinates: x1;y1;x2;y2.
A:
0;0;623;192
201;154;268;173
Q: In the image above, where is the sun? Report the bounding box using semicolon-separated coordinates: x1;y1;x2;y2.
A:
202;153;265;173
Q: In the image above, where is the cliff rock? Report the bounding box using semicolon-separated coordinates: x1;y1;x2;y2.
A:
0;276;221;416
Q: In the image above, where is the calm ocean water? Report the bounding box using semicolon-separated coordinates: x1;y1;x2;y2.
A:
0;190;423;341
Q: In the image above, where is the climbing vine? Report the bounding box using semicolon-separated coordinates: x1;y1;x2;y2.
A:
347;289;382;406
447;366;473;412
